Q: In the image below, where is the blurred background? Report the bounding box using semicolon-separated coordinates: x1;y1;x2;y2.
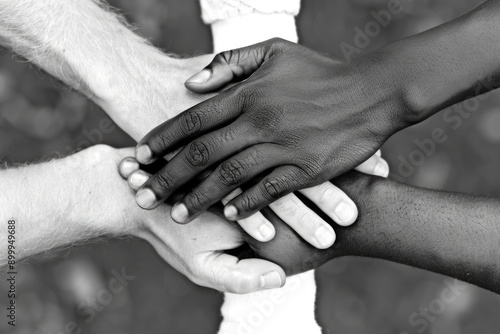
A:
1;0;500;333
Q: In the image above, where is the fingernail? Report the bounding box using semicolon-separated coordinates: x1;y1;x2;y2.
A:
334;201;356;224
135;145;153;164
136;188;157;209
186;69;211;84
129;171;149;189
171;203;189;223
314;225;335;248
224;205;238;220
374;160;389;178
258;223;275;241
119;159;139;178
259;271;283;289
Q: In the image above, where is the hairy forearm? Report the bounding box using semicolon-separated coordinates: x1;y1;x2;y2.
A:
254;174;500;293
0;0;213;140
0;146;138;266
0;0;150;100
370;0;500;128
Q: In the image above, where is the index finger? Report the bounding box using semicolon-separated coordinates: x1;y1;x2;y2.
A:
135;92;243;164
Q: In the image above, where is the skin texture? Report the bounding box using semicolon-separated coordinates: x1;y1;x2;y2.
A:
135;40;397;220
136;0;500;223
248;172;500;294
0;145;288;293
0;0;393;250
0;0;387;293
122;157;500;295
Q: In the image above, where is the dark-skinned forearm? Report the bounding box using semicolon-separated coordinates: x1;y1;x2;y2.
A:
251;174;500;294
369;0;500;129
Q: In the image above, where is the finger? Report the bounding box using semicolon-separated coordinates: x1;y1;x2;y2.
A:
375;149;382;157
222;188;276;242
127;170;151;191
299;181;358;227
135;92;242;164
355;154;389;178
269;193;336;249
185;39;283;93
172;145;287;223
224;166;307;221
119;157;139;179
199;252;286;294
138;124;257;211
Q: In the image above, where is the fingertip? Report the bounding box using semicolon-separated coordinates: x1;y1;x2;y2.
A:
136;188;159;210
259;269;286;290
334;201;358;227
258;223;276;242
127;170;150;190
374;158;390;178
119;157;139;178
171;202;190;224
224;205;238;220
185;69;212;85
135;145;154;164
314;224;336;249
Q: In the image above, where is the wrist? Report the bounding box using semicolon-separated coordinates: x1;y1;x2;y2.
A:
352;51;413;139
97;54;215;140
64;145;142;237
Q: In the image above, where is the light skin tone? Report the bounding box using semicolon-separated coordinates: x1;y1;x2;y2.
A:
3;0;499;298
0;0;392;251
136;0;500;227
0;0;388;292
124;155;500;294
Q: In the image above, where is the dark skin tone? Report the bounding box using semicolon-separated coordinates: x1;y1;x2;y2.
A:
135;161;500;294
134;0;500;230
244;172;500;294
124;0;500;293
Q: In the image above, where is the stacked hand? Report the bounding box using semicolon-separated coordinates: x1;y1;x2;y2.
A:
125;38;396;249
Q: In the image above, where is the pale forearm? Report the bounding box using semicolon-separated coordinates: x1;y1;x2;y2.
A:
0;0;213;139
0;0;150;100
0;145;137;266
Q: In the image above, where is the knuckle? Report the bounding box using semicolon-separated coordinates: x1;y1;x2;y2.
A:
268;37;287;50
299;159;324;181
153;171;172;191
224;273;252;294
296;213;317;231
186;140;211;167
315;184;337;204
218;160;246;186
153;130;173;152
239;194;260;212
250;105;285;131
185;190;209;211
180;110;203;136
263;177;289;200
214;52;231;66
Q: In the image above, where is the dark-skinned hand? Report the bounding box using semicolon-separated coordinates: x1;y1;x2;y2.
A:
134;38;401;223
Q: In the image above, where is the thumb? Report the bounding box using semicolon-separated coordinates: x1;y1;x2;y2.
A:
201;253;286;294
185;38;281;93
